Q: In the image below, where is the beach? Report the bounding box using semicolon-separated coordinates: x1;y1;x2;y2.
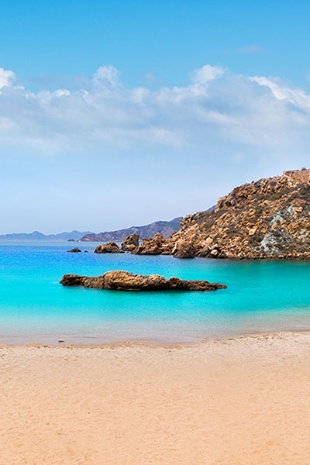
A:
0;331;309;465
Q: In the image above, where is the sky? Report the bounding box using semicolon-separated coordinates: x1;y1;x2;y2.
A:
0;0;309;234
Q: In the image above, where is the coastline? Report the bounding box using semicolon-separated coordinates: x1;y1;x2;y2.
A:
0;328;309;349
1;331;309;465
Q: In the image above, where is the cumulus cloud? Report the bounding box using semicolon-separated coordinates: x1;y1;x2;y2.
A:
0;67;15;89
92;65;121;89
0;63;310;165
191;64;225;84
251;76;310;111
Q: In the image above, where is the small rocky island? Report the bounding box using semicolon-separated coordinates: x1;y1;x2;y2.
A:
60;270;227;292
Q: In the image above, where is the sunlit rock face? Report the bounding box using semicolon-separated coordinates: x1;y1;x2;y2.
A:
167;169;310;259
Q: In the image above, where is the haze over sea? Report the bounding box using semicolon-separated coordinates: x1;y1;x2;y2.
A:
0;242;309;345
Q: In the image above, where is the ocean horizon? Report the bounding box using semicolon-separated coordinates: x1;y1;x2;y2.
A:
0;241;309;345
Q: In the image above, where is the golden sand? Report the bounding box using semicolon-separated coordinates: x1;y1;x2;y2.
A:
0;332;309;465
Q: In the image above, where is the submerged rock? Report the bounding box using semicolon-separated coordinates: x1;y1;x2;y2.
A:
60;270;227;292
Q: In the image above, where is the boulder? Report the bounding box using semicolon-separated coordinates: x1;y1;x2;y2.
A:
94;242;122;254
60;270;227;292
132;238;162;255
67;247;82;253
131;233;173;255
121;233;139;252
172;240;196;259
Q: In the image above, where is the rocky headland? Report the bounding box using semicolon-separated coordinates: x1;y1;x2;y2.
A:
167;169;309;259
87;169;309;260
60;270;227;291
114;169;309;259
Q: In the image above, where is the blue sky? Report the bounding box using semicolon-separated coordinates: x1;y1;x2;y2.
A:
0;0;309;233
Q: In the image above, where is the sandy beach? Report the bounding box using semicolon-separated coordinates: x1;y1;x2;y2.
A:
0;332;309;465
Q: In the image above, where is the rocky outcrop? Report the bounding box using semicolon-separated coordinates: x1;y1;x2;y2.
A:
172;240;196;258
132;233;173;255
67;247;82;253
121;233;139;252
94;242;122;254
79;218;182;242
60;270;227;292
168;169;310;259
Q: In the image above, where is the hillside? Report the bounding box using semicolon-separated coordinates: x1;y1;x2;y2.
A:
169;169;309;259
79;218;182;242
131;170;309;259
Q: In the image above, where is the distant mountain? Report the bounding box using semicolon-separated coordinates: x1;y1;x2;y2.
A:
0;230;92;241
79;218;182;242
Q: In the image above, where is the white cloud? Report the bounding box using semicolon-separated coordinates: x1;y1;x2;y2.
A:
251;76;310;112
0;64;310;169
191;64;225;84
0;67;15;89
92;65;121;89
2;64;310;234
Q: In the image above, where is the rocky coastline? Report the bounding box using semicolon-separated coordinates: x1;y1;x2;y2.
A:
82;169;309;260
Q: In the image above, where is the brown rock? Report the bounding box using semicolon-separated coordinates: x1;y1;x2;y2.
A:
67;247;82;253
60;270;227;292
172;240;196;258
121;234;139;252
132;238;161;255
210;249;219;258
60;274;85;285
94;242;121;254
167;169;310;260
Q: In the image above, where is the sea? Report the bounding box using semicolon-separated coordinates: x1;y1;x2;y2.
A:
0;241;309;345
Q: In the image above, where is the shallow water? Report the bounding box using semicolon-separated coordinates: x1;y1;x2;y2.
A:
0;242;309;344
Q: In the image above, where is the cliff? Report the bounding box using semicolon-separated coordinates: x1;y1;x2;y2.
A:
168;169;309;259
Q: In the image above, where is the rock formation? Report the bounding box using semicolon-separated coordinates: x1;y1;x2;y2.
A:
60;270;227;292
121;233;139;252
168;169;310;259
172;239;196;258
67;247;82;253
94;242;122;254
131;233;172;255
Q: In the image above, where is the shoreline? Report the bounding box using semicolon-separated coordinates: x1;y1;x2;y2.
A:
0;329;309;348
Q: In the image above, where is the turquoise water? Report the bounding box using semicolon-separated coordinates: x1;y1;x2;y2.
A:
0;242;309;344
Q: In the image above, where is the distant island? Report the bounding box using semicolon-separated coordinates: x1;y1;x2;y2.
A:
0;230;91;242
0;217;182;242
78;217;182;242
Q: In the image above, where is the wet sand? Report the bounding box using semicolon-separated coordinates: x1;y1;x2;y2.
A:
0;332;309;465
